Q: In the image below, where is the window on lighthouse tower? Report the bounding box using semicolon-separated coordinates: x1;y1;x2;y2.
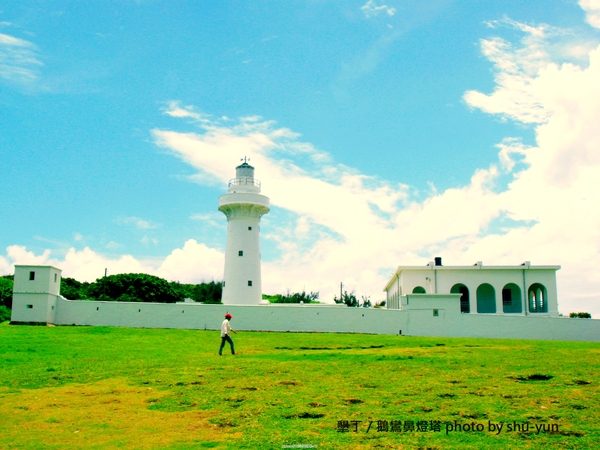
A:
238;250;243;256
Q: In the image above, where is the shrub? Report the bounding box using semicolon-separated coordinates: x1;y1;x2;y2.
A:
0;305;11;323
0;277;13;309
569;312;592;319
263;290;319;304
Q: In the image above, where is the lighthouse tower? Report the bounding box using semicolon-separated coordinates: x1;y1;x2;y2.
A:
218;160;270;305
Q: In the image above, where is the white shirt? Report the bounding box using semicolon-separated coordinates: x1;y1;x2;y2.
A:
221;319;232;337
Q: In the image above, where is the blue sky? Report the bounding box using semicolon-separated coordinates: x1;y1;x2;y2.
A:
2;1;600;315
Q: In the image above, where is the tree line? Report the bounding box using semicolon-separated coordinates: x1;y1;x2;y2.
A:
333;289;386;308
262;290;320;304
0;275;13;322
60;273;223;304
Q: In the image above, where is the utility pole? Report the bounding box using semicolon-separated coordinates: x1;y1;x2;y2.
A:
340;282;343;303
103;268;107;299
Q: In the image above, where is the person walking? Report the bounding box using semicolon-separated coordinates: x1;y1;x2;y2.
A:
219;313;237;356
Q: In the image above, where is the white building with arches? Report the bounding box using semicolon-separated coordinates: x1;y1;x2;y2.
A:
384;257;559;316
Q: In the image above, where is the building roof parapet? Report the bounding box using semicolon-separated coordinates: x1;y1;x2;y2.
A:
395;265;561;271
383;263;561;292
14;264;62;270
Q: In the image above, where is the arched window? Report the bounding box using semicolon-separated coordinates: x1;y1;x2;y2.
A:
502;283;522;314
451;284;470;313
412;286;426;294
528;283;548;313
476;283;496;314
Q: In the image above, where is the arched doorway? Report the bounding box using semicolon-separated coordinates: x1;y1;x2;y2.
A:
476;283;496;314
502;283;522;313
412;286;426;294
528;283;548;313
451;283;470;313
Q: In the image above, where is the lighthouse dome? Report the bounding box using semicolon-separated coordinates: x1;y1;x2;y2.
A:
236;162;254;179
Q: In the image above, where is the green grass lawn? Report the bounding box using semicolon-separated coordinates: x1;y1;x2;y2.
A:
0;323;598;449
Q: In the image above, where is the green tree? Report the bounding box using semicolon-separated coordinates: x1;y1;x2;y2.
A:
87;273;183;303
0;305;11;322
169;281;223;304
60;277;90;300
361;295;372;308
333;290;360;307
0;276;14;309
193;281;223;304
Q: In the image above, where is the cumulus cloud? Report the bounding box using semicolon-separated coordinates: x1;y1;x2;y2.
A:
580;0;600;28
0;32;43;87
157;239;224;283
1;240;224;285
1;244;154;282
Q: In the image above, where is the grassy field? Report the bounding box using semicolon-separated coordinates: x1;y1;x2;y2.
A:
0;323;598;449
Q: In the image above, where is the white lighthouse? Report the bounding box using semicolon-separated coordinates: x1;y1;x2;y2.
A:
218;160;270;305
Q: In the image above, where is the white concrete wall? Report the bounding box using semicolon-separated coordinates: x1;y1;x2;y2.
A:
51;298;410;335
10;293;599;342
10;265;599;342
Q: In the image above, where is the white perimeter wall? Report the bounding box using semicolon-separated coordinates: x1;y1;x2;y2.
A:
11;294;600;342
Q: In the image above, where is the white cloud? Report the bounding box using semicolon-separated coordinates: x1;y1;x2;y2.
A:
0;32;43;87
0;255;10;276
361;0;396;19
464;18;600;125
6;245;52;265
580;0;600;28
163;101;213;125
1;245;154;282
1;240;224;285
157;239;224;283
